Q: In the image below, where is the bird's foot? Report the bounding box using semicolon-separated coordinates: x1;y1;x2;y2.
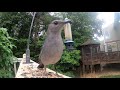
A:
37;64;44;70
43;67;49;78
44;72;48;76
37;62;44;68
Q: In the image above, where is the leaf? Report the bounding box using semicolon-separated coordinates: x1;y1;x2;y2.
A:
0;27;15;77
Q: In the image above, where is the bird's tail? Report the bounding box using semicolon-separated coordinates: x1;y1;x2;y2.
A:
37;53;44;69
37;60;44;69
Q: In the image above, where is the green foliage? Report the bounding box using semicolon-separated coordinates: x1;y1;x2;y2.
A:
0;12;103;77
60;12;103;48
0;12;54;59
0;12;32;59
30;35;46;62
0;12;32;38
60;50;80;67
100;75;120;78
0;28;16;78
13;38;27;57
58;71;76;77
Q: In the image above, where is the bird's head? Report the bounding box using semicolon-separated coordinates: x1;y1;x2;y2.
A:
48;20;71;33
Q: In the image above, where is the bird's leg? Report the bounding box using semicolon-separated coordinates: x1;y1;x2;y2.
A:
54;65;59;77
44;65;48;77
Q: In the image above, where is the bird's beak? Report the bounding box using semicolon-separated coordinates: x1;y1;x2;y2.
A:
64;20;72;24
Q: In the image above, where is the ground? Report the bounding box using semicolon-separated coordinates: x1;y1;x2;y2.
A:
80;63;120;78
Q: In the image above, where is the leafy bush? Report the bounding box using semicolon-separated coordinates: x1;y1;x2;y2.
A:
0;28;16;78
30;35;46;62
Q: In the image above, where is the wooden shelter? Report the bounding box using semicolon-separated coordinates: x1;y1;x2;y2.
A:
80;39;101;74
79;38;120;75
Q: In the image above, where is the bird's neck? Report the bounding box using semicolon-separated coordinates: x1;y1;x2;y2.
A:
46;32;62;41
47;30;61;37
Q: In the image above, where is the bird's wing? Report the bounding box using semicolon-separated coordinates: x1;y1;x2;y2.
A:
37;44;45;68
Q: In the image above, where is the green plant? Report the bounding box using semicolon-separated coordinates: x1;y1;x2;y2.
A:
0;28;16;78
100;75;120;78
59;71;76;77
0;12;103;77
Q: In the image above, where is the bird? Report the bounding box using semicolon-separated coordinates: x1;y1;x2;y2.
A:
37;19;71;76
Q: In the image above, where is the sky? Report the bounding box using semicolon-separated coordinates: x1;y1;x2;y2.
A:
97;12;114;41
97;12;114;28
50;12;115;28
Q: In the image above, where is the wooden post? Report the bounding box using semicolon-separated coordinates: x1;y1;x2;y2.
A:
90;46;93;60
14;62;17;76
116;41;119;58
99;46;100;52
82;64;85;75
90;65;93;73
117;41;119;51
86;65;89;72
81;47;84;75
82;47;84;61
97;46;98;53
100;64;103;72
89;65;91;73
103;45;105;52
23;53;26;62
93;65;95;73
90;46;93;73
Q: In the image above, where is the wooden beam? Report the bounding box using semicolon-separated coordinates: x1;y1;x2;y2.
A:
82;47;84;61
116;41;119;51
90;65;93;73
105;40;120;43
82;64;85;75
90;46;92;60
100;64;103;72
14;62;17;76
116;42;120;58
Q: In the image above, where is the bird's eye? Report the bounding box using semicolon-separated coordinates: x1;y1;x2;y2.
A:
54;21;58;25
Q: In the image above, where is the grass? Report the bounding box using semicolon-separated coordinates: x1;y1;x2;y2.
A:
100;75;120;78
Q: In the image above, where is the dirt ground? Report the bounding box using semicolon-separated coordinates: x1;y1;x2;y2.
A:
80;63;120;78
